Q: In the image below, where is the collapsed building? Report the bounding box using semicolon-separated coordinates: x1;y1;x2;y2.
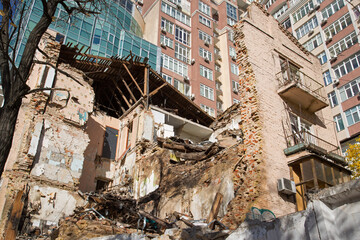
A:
0;3;355;240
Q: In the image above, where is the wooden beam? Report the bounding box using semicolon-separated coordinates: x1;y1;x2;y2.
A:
148;83;167;97
138;210;172;231
118;76;137;103
207;192;223;230
4;191;24;240
111;79;131;108
102;89;124;117
122;63;144;96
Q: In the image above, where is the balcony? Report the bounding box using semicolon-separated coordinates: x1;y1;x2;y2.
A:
276;70;328;113
284;130;345;164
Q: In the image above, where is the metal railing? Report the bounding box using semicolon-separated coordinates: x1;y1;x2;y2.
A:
276;69;327;103
285;129;341;155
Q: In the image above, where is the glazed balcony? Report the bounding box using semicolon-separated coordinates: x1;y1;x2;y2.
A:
276;70;328;113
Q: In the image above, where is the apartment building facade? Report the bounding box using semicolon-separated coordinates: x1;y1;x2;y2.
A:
263;0;360;154
137;0;249;116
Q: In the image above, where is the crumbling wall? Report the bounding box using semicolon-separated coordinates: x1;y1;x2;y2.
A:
0;32;94;237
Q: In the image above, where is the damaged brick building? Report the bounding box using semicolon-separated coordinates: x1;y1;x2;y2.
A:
0;3;352;240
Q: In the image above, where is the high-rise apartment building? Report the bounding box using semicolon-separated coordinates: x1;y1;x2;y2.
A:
263;0;360;154
136;0;250;116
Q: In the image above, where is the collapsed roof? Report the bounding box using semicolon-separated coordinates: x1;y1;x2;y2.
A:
58;44;214;127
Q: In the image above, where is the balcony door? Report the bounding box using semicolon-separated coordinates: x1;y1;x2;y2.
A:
289;114;313;145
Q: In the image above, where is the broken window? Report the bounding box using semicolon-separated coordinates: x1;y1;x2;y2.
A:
280;57;300;84
96;179;110;191
102;127;119;160
289;158;351;211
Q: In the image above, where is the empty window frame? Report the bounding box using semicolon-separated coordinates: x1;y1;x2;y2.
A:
102;127;119;160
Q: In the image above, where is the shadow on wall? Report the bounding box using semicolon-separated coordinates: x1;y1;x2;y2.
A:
79;115;105;192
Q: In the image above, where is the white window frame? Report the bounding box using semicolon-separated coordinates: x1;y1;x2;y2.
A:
199;30;212;44
229;46;236;58
303;34;323;52
333;52;360;78
324;13;351;38
273;4;288;19
339;77;360;102
161;18;174;34
175;25;190;46
199;47;212;61
174;79;191;96
323;70;332;86
322;0;345;19
200;65;213;80
328;31;358;57
162;53;188;77
160;34;174;48
162;73;173;84
231;63;239;75
328;91;338;108
295;16;318;39
345;104;360;126
199;15;211;28
175;42;190;63
161;1;191;26
334;114;345;132
317;51;327;65
199;1;210;16
293;1;314;23
200;84;214;100
200;104;215;117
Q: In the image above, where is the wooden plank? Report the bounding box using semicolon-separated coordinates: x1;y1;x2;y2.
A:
4;191;24;240
148;83;167;97
111;80;131;108
207;192;223;229
311;158;319;190
138;210;171;231
118;76;137;103
122;63;144;95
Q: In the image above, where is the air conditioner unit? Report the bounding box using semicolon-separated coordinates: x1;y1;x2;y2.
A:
184;76;190;82
137;0;143;6
205;57;210;63
330;54;337;63
333;78;340;85
204;40;210;47
190;93;195;100
233;88;238;94
177;4;182;10
231;56;236;61
308;29;314;36
160;43;166;48
314;3;320;10
161;27;167;34
191;59;196;65
277;178;296;195
308;7;315;15
321;17;328;26
325;36;333;43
